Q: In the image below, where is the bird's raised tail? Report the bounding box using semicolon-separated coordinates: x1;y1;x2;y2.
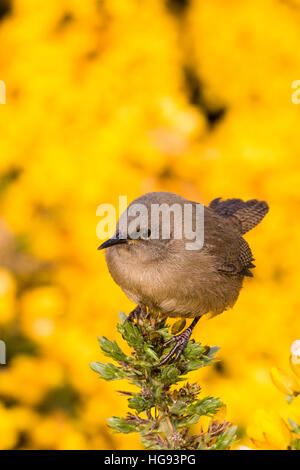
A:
209;197;269;234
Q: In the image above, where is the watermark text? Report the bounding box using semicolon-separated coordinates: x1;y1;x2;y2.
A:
96;196;204;251
0;340;6;365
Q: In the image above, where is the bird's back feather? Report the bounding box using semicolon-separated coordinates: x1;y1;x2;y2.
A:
209;197;269;235
208;197;269;278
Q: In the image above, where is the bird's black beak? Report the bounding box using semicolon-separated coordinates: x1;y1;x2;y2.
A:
97;234;127;250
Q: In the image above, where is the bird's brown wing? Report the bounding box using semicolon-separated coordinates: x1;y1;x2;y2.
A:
217;237;255;277
209;197;268;277
203;206;255;277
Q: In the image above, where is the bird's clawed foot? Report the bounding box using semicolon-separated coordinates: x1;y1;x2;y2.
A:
158;327;193;366
157;316;201;366
126;305;147;324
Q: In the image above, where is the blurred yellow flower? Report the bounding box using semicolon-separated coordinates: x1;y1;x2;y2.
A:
20;286;66;340
270;340;300;398
31;412;88;450
270;366;300;397
0;356;64;405
290;340;300;380
0;268;16;325
0;403;19;449
248;341;300;450
247;409;291;450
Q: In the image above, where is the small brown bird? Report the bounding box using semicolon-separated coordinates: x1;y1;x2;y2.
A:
98;192;269;365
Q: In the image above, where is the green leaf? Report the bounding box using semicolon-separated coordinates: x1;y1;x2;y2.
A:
186;397;222;418
184;360;209;372
158;419;172;435
288;418;300;436
118;320;144;350
206;346;220;357
183;341;206;361
143;344;159;361
118;311;127;324
107;417;137;434
128;394;152;413
155;327;172;341
286;394;294;404
210;426;237;450
169;400;188;415
90;362;127;381
291;438;300;450
98;337;127;362
160;364;181;384
177;414;201;428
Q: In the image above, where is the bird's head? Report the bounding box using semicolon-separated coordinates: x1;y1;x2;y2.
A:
98;223;170;262
97;192;185;261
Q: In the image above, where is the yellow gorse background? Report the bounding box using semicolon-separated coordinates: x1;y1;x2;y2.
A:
0;0;299;449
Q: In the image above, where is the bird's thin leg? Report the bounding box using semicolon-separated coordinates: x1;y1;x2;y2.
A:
126;305;147;323
158;316;201;366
